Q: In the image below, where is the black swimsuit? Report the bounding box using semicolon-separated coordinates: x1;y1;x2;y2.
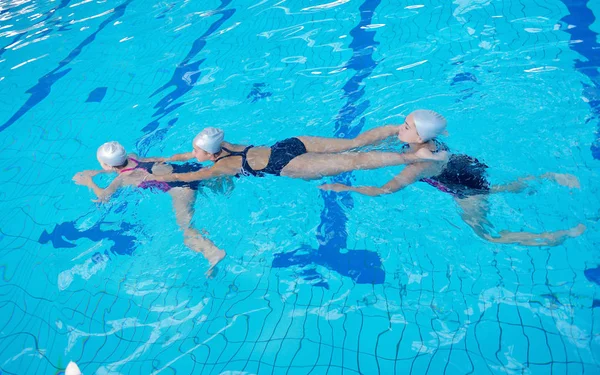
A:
215;137;307;177
404;141;490;199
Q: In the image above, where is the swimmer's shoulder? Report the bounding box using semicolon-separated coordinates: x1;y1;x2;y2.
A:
221;141;245;151
222;141;268;152
428;139;450;153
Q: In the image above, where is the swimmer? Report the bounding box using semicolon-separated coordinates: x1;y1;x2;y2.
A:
319;110;586;247
72;142;228;272
145;126;445;184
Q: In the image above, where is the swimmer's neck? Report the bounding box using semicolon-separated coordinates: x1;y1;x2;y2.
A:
210;142;241;162
405;141;432;152
210;149;227;162
113;158;137;172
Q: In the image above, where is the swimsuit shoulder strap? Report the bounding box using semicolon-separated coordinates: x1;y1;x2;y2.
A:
214;145;259;176
433;139;449;153
214;146;254;162
241;145;254;155
119;158;139;174
214;147;234;163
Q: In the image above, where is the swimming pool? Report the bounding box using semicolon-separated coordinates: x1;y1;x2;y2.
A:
0;0;599;373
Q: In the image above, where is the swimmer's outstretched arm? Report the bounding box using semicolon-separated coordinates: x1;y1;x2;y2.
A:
75;169;112;177
142;152;195;163
152;165;227;183
72;173;124;202
318;163;430;197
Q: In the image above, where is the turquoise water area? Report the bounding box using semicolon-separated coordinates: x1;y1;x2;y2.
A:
0;0;599;373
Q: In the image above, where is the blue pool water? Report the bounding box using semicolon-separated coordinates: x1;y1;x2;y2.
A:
1;0;599;373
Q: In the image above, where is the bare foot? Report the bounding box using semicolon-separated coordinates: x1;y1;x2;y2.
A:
205;249;226;277
542;224;586;247
541;223;586;246
206;248;226;267
183;234;226;277
566;223;586;237
544;173;581;189
487;223;585;247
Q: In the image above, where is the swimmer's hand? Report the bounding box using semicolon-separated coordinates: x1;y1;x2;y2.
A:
73;173;112;203
72;169;107;183
415;148;449;161
72;172;93;186
92;196;110;204
318;183;351;193
151;163;174;176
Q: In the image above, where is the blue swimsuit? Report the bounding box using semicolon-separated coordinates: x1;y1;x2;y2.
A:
122;158;204;191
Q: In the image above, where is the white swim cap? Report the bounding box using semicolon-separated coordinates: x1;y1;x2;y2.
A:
193;127;224;154
412;110;447;142
97;141;127;167
65;361;82;375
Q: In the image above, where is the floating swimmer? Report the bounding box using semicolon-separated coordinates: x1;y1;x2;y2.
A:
72;141;229;272
146;126;443;183
319;110;586;247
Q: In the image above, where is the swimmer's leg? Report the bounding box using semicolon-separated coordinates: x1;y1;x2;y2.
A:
281;151;420;180
490;173;580;194
169;187;225;272
297;125;398;153
456;196;586;247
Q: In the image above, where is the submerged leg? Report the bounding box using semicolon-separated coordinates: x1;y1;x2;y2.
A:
456;196;585;247
169;187;225;272
491;172;580;193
